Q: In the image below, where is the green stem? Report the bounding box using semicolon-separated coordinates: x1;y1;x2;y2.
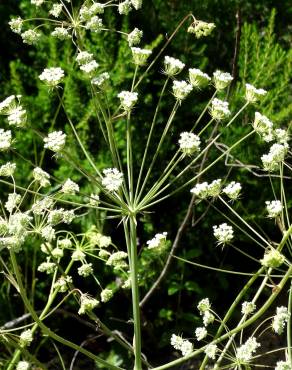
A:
129;216;142;370
288;279;292;364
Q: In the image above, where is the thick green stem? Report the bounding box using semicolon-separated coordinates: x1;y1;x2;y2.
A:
129;216;142;370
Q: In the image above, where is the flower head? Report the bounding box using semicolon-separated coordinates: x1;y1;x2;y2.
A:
188;20;215;38
178;132;201;155
210;98;230;120
172;80;193;100
44;131;66;153
146;232;167;249
61;179;79;195
49;4;63;17
128;28;143;46
189;68;211;89
33;167;50;187
118;0;132;15
102;168;123;192
19;329;33;347
131;47;152;66
78;294;99;315
272;306;290;334
241;301;256;315
118;91;138;111
195;327;207;341
245;83;267;103
9;17;23;34
21;30;41;45
223;181;242;200
0;162;16;177
266;200;283;218
16;361;30;370
101;288;114;303
213;223;234;245
275;361;292;370
164;56;185;77
39;67;65;87
236;337;260;363
260;248;285;268
0;129;12;151
213;70;233;90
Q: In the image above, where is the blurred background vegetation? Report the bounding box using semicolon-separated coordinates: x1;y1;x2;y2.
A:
0;0;291;368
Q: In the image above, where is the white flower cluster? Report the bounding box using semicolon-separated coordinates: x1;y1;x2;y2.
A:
213;70;233;90
31;197;53;216
118;0;143;14
0;129;12;151
188;20;216;38
88;193;100;207
76;51;99;77
91;72;110;90
21;30;41;45
261;143;288;172
54;275;73;293
38;259;56;274
172;80;193;100
61;179;79;195
49;3;63;18
164;56;185;77
131;47;152;66
33;167;50;187
210;98;231;120
78;294;99;315
101;288;114;303
260;248;285;268
222;181;242;200
0;95;27;127
253;112;274;142
204;344;217;359
31;0;45;6
19;329;33;347
118;91;138;111
275;361;292;370
146;232;167;249
79;2;104;32
39;67;65;87
189;68;211;88
265;200;283;218
178;132;201;155
170;334;193;357
47;208;75;225
236;337;260;363
5;193;21;213
195;327;207;341
102;168;123;192
241;301;256;315
16;361;30;370
78;263;93;277
213;223;234;245
51;27;71;40
272;306;290;335
191;179;222;199
245;83;267;103
106;251;128;269
197;298;215;327
9;17;23;34
0;162;16;177
44;131;66;153
128;28;143;46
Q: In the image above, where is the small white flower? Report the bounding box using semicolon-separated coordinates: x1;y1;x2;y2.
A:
178;132;200;155
98;235;112;248
204;344;217;359
197;298;211;314
54;275;72;292
261;143;288;172
106;251;128;268
223;181;242;200
207;179;222;198
131;47;152;66
49;4;63;18
0;162;16;177
85;16;103;32
128;28;143;46
203;311;215;326
5;193;21;213
210;98;230;120
266;200;283;218
41;225;56;241
146;232;167;249
131;0;142;10
90;3;105;14
195;327;207;341
180;340;193;356
253;112;274;142
172;80;193;100
21;29;41;45
118;0;132;15
61;179;79;195
31;0;45;5
39;67;65;86
91;72;110;89
51;27;71;40
78;294;99;315
275;360;292;370
189;68;211;88
170;334;193;356
89;193;100;206
72;249;85;261
213;223;234;245
102;168;123;192
16;361;30;370
274;128;289;144
44;131;66;152
80;60;99;76
76;51;94;65
31;197;53;215
164;56;185;77
9;17;23;34
118;91;138;111
213;70;233;90
272;306;290;335
0;129;12;151
190;182;209;199
236;337;260;363
7;106;26;127
78;263;93;277
188;20;215;38
260;248;285;268
52;247;64;259
33;167;50;187
38;259;56;274
101;288;114;303
245;83;267;103
241;301;256;315
0;95;17;114
19;329;33;347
